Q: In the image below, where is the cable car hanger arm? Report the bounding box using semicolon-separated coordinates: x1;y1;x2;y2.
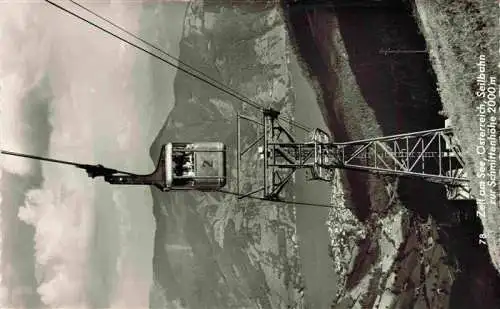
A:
0;150;136;179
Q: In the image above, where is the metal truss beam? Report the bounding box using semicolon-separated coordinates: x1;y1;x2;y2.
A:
237;109;472;202
335;128;468;186
237;109;313;200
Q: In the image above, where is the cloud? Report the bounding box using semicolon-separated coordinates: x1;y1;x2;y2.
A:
108;262;151;309
0;0;175;307
0;3;51;309
0;1;53;176
0;170;8;308
12;1;156;308
19;181;94;308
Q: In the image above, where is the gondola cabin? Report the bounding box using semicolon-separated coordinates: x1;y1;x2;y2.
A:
165;142;227;191
103;142;227;191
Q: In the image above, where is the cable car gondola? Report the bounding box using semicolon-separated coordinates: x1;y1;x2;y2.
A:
167;142;227;191
100;142;227;192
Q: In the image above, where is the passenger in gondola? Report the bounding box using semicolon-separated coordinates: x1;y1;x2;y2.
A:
183;157;195;177
174;162;183;177
172;152;183;165
172;153;185;177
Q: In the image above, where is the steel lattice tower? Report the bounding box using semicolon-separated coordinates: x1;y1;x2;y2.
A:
236;109;471;202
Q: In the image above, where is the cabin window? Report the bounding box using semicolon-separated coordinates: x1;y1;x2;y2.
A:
172;152;195;178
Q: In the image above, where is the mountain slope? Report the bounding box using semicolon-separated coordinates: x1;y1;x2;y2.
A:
148;2;302;308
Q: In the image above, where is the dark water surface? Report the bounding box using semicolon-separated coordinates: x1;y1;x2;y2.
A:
282;0;500;308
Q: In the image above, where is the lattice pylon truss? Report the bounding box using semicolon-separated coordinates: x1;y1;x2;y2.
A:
237;109;472;202
237;109;328;201
335;128;471;200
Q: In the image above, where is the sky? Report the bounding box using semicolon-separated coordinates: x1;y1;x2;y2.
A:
0;1;186;308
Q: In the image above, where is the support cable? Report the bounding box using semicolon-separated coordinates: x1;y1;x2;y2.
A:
46;0;311;132
214;189;334;209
